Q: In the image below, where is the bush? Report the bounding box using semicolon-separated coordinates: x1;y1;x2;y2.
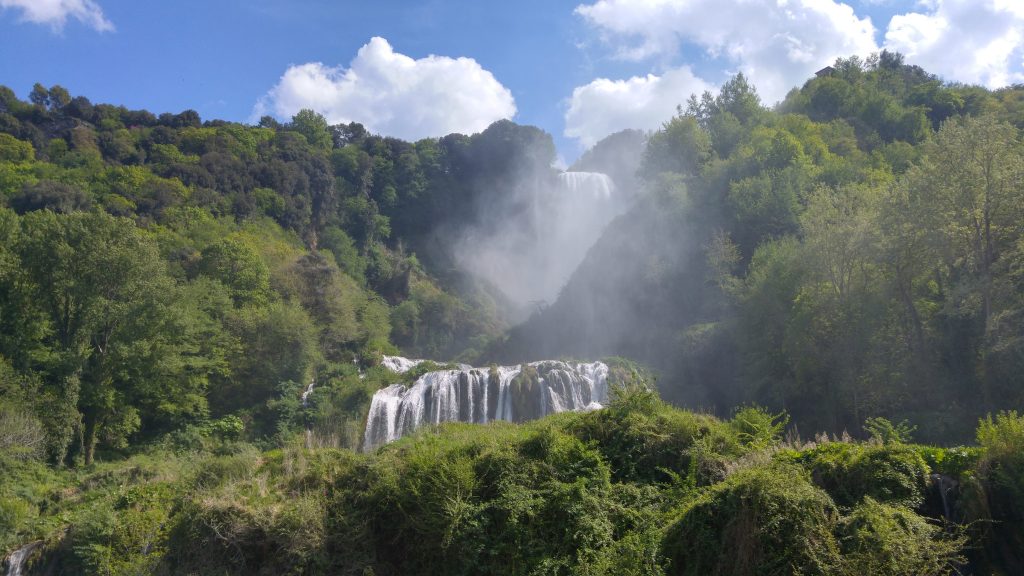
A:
730;405;789;450
662;464;841;576
915;445;981;477
567;385;740;485
976;411;1024;518
838;497;964;575
798;442;929;508
864;417;916;445
0;496;34;552
0;408;46;460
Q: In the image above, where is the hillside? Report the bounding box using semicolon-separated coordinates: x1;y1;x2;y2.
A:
496;54;1024;444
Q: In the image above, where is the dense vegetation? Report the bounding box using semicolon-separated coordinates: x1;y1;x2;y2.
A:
501;52;1024;443
2;50;1024;574
0;83;574;465
4;386;1023;574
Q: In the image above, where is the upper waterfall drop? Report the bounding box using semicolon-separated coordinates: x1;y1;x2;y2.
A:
557;171;615;200
454;169;631;310
380;355;425;374
363;358;609;451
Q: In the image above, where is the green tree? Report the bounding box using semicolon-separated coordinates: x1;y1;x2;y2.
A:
16;211;201;464
640;115;712;179
197;236;272;307
920;115;1023;331
290;109;333;151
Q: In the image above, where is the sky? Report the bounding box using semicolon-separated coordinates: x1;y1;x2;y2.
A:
1;0;1023;162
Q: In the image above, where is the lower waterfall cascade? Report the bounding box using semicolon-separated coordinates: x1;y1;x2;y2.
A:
363;358;609;450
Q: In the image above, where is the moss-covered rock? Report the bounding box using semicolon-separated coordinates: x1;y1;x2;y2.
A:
509;363;541;421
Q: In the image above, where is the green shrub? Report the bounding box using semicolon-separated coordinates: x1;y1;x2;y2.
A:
730;405;789;451
838;497;965;575
915;445;981;477
977;411;1024;518
0;496;34;552
662;464;841;576
567;385;740;485
799;442;929;508
190;446;262;489
864;417;917;445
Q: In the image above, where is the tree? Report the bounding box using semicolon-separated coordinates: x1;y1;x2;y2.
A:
29;83;49;109
290;109;333;151
640;115;712;179
924;116;1023;330
16;211;201;464
197;236;272;307
10;180;92;214
47;85;71;111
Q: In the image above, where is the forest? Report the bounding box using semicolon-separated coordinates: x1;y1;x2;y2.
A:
1;51;1023;574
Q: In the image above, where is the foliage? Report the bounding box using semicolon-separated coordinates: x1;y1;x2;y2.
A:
864;417;917;445
499;52;1024;449
662;464;842;576
1;55;1023;574
976;411;1024;518
838;497;965;576
0;395;1010;575
796;442;930;509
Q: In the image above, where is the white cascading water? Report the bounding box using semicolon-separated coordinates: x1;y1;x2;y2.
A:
557;171;615;200
363;359;608;450
455;171;627;311
380;355;424;373
4;542;40;576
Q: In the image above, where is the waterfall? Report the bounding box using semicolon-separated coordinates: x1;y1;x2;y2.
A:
380;355;425;374
4;542;41;576
454;170;628;310
557;171;615;200
929;473;959;523
301;379;316;407
364;359;609;450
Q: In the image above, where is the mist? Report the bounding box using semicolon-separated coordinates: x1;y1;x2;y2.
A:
436;127;647;323
453;170;629;315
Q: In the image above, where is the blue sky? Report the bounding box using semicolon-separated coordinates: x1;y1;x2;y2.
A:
2;0;1023;161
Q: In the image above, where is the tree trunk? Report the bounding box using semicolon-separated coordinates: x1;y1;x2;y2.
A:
82;413;97;466
897;269;924;354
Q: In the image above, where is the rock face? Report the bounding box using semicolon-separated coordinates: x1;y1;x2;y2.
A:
363;359;608;450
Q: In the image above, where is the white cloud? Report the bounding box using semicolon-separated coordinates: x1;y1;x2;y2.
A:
884;0;1024;88
253;37;516;141
565;66;712;148
0;0;113;32
574;0;878;104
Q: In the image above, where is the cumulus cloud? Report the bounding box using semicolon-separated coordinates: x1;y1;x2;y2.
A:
253;37;516;141
575;0;878;104
884;0;1024;88
565;66;712;148
0;0;113;32
565;0;879;147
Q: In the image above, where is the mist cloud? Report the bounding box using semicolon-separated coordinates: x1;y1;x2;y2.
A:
455;172;631;314
253;37;517;141
0;0;113;32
